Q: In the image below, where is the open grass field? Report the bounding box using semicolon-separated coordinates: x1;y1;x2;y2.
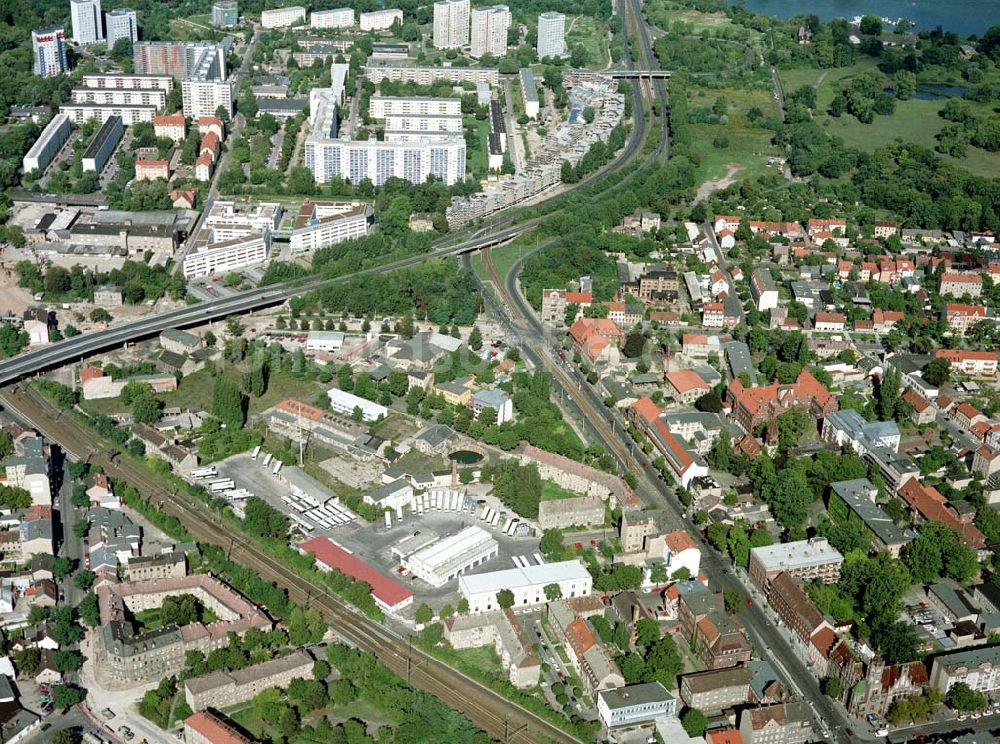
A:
464;115;490;176
646;0;745;33
687;86;783;186
565;15;609;69
779;61;1000;179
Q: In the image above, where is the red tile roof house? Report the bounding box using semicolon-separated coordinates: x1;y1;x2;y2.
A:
726;369;837;433
299;536;413;613
897;479;985;548
569;318;623;366
665;369;710;405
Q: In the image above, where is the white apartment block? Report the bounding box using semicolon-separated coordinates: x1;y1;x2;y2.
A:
364;61;499;86
290;201;372;255
260;6;305;28
183;231;271;279
433;0;470;49
383;130;457;144
153;115;186;142
22;114;71;173
71;0;103;45
470;5;510;58
71;87;166;108
82;73;173;92
105;8;137;48
537;11;567;59
359;8;402;31
311;7;353;28
383;114;464;133
182;79;234;119
458;560;593;614
369;96;461;118
305;134;465;186
59;103;156;125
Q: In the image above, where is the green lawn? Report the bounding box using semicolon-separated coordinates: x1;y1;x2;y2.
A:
369;411;417;442
687;86;782;186
465;115;490;177
779;61;1000;179
453;645;503;676
565;15;609;69
541;479;581;502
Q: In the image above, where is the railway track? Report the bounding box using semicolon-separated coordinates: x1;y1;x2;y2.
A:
0;385;579;744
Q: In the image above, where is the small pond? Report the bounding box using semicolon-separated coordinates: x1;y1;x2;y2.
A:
449;450;484;464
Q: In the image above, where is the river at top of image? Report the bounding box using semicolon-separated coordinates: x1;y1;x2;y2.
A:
730;0;1000;37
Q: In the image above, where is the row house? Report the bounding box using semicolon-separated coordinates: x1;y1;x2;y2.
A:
943;304;988;334
541;289;592;325
872;309;905;334
807;218;847;237
897;479;985;549
813;312;845;333
629;398;708;489
677;581;752;670
569;318;622;366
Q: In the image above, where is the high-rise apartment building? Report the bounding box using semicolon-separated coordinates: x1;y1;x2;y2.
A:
32;26;68;77
433;0;470;49
537;11;567;59
470;5;510;58
105;8;137;49
71;0;104;44
305;135;465;187
212;0;238;27
133;40;226;77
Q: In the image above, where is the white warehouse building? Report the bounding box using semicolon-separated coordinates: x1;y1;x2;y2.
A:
22;114;71;173
326;388;388;422
402;526;498;588
459;559;593;614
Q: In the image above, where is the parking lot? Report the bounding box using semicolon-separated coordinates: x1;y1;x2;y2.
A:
213;449;545;610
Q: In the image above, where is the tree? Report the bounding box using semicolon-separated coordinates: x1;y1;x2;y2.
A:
681;708;708;737
643;635;683;688
723;589;742;615
53;556;72;579
457;598;469;615
823;676;843;697
695;393;723;413
77;592;100;627
73;571;95;591
469;326;483;350
496;589;514;609
212;376;246;428
544;583;562;601
73;521;88;539
948;681;987;711
415;603;434;625
51;730;76;744
131;392;163;424
924;358;951;386
51;685;86;710
877;621;920;664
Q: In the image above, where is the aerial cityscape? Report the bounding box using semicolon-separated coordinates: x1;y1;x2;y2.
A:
1;0;1000;743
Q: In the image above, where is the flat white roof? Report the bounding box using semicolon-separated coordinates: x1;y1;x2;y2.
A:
410;526;496;573
326;387;388;421
458;559;590;595
750;537;843;572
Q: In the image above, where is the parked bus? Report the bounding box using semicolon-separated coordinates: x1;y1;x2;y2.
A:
384;511;392;529
251;445;261;461
209;479;236;492
262;453;273;468
272;461;283;476
192;467;217;479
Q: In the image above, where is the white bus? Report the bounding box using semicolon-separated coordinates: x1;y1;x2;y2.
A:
262;453;273;468
384;512;393;529
480;507;492;522
505;519;519;537
272;461;283;476
192;467;217;479
209;479;236;493
533;553;545;565
490;511;501;528
251;445;261;461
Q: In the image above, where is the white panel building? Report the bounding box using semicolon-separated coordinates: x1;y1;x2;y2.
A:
305;134;465;187
403;526;499;588
383;114;464;133
59;103;156;125
470;5;510;58
364;61;499;87
22;114;71;173
105;8;138;49
311;8;354;28
183;231;271;279
71;0;103;45
369;96;462;118
182;78;234;119
359;8;403;31
290;201;372;255
260;6;305;28
71;88;165;108
433;0;470;49
458;559;593;614
326;388;388;422
82;73;173;91
537;11;567;59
